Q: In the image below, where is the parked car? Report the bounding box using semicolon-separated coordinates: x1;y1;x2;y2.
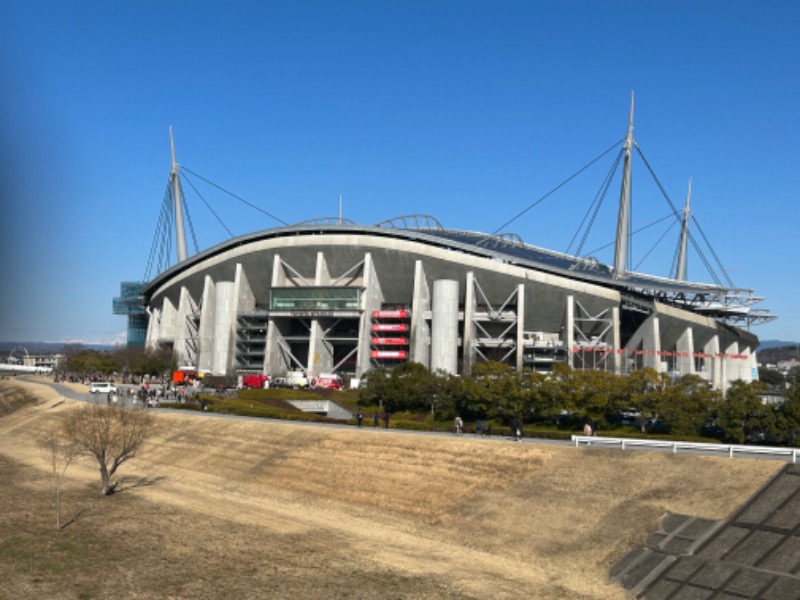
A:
89;382;117;394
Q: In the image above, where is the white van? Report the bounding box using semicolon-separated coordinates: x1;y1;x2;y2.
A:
89;382;118;394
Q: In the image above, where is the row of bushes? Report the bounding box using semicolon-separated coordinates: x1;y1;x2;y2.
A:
169;394;730;444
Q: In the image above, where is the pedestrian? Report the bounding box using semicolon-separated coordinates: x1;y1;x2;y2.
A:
373;412;379;427
484;422;492;437
511;417;522;441
454;415;463;435
357;409;364;428
475;419;482;436
383;412;390;429
106;391;111;405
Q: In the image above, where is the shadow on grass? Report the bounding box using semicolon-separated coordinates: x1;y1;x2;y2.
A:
116;475;168;493
59;507;89;530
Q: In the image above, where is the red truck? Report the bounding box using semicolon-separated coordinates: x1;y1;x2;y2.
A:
241;374;270;389
311;373;343;390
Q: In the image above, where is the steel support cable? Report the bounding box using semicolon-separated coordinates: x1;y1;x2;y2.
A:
491;138;625;235
628;178;634;272
670;236;681;280
690;218;734;287
686;231;723;287
633;218;679;272
181;186;201;255
143;193;166;280
181;171;235;238
144;183;173;280
633;144;683;220
180;166;290;226
584;213;674;257
570;150;624;256
635;144;731;287
160;192;174;274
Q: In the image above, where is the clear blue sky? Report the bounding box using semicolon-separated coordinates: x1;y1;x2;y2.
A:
1;1;798;346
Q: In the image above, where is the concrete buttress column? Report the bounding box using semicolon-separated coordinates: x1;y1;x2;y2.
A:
566;296;575;368
462;272;476;374
612;306;621;374
211;281;236;375
515;284;525;373
409;260;431;368
676;327;695;377
430;280;459;375
705;335;721;388
196;276;217;374
643;316;662;371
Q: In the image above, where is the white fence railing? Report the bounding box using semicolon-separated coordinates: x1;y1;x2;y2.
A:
571;435;798;463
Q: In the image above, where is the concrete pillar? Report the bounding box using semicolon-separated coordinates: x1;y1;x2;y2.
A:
676;327;695;377
722;340;739;393
145;307;161;351
462;272;476;374
159;297;178;342
706;335;721;389
265;254;286;375
315;251;331;284
515;284;525;373
566;296;574;368
356;253;384;377
643;316;662;371
612;306;621;374
174;287;196;368
745;348;758;383
409;260;431;368
233;264;256;315
211;281;236;375
430;280;459;375
308;252;334;376
196;276;217;374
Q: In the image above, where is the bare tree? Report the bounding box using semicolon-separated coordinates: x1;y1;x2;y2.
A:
62;404;154;496
40;428;79;529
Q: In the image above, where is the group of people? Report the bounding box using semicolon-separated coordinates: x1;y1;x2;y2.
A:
453;416;494;437
356;409;390;429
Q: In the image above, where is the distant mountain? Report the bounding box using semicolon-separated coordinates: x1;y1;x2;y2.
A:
756;342;800;366
0;341;115;354
757;340;799;351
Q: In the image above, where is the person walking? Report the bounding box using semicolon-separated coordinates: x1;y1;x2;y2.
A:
475;419;482;436
357;409;364;428
454;415;463;435
511;417;522;441
383;412;390;429
373;411;379;428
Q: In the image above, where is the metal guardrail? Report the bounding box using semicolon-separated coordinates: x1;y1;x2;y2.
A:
571;435;798;463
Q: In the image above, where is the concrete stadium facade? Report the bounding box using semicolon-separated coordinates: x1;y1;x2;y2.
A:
141;220;760;390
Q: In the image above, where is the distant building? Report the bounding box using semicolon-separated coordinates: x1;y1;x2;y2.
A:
777;359;800;373
113;281;147;347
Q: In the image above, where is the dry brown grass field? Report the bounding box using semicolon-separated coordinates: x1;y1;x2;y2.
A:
0;378;783;599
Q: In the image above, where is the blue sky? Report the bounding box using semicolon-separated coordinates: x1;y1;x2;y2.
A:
1;1;798;346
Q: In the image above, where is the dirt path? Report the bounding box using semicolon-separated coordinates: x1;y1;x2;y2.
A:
0;379;783;599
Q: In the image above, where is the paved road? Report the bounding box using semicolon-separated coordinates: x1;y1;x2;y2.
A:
18;376;796;461
20;375;572;446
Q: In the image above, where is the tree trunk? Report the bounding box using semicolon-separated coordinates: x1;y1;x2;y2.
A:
100;464;114;496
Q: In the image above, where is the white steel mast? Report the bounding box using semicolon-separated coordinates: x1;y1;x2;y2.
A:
675;179;692;281
613;92;635;279
170;127;189;263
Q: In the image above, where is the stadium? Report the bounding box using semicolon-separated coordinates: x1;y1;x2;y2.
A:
116;102;773;390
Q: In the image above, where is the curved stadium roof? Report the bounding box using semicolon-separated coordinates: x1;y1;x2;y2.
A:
143;216;772;328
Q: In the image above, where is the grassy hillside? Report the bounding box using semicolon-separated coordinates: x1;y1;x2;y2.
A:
0;379;782;599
